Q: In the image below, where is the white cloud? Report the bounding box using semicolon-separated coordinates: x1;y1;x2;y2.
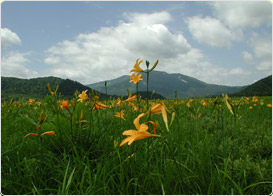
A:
43;11;257;86
161;48;229;84
161;49;252;85
1;28;22;49
186;16;239;48
211;1;272;29
253;39;271;60
249;34;272;74
257;61;272;72
1;52;38;78
242;51;254;65
124;11;172;25
44;11;191;84
229;67;251;76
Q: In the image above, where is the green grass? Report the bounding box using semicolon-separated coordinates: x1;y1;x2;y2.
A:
1;95;272;195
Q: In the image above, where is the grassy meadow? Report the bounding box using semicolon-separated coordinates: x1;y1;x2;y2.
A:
1;60;272;195
1;92;272;195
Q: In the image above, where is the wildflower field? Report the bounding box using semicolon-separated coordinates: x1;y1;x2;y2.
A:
1;60;272;195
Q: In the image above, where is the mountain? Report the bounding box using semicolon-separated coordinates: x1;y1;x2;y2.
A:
231;75;272;97
1;76;110;101
87;70;244;98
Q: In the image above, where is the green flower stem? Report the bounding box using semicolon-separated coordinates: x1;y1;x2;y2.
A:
56;112;63;143
136;83;139;105
87;104;94;143
146;71;149;110
69;113;73;142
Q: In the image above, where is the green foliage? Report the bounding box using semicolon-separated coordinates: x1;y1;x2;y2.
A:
232;75;272;97
1;95;272;195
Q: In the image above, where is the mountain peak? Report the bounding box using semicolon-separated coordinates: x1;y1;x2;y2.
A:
87;71;244;98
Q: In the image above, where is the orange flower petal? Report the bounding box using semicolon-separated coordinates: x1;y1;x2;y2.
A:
114;111;125;120
150;103;162;114
138;124;149;132
120;136;135;146
161;104;168;125
130;59;144;73
124;95;137;102
133;113;145;130
122;130;138;136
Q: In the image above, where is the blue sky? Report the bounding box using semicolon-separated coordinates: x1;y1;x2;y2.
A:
1;1;272;86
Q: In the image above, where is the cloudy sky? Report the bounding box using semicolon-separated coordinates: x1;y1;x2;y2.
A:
1;1;272;86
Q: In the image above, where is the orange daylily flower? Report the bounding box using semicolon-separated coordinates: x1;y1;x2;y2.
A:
201;100;208;107
150;103;162;114
61;100;69;111
267;104;272;108
130;73;143;84
120;113;161;146
93;102;108;110
114;110;125;120
117;98;122;107
150;103;171;114
130;59;144;74
186;99;193;108
28;98;35;104
131;104;139;112
252;96;258;103
78;90;88;102
148;103;170;131
124;95;137;102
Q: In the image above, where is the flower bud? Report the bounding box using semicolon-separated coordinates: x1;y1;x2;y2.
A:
146;60;150;68
39;112;44;124
36;125;41;135
47;83;52;94
72;98;76;110
80;109;84;119
150;60;158;72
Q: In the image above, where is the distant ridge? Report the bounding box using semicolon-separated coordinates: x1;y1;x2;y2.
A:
1;76;110;101
87;70;245;98
231;75;272;97
2;73;269;101
123;91;165;100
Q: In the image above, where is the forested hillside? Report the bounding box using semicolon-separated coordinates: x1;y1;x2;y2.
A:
1;76;109;101
232;75;272;97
